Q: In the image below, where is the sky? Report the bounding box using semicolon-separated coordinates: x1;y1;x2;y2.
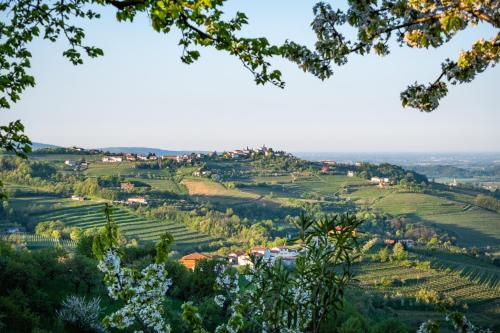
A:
1;1;499;153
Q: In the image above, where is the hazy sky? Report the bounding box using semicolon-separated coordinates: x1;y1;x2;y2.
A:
1;1;499;152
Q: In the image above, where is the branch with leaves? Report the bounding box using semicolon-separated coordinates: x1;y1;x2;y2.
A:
281;0;500;112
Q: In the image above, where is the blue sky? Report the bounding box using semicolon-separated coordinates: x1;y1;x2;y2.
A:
1;1;499;152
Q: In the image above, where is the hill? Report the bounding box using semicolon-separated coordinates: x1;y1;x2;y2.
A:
98;146;205;156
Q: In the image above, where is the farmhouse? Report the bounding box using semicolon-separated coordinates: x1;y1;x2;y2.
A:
71;195;85;201
127;197;147;205
347;170;355;177
400;239;415;248
321;160;337;166
384;239;396;246
228;246;298;267
137;155;148;161
161;155;178;161
121;182;135;190
125;153;137;161
180;252;211;270
102;156;122;163
64;160;78;167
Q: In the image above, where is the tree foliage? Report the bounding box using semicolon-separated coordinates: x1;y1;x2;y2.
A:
282;0;499;112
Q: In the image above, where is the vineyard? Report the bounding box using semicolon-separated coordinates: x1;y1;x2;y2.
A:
412;247;500;291
353;260;500;326
33;203;215;252
0;232;77;250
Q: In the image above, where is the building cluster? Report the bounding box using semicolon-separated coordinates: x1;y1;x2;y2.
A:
370;176;391;188
113;196;148;205
224;145;283;159
384;239;415;248
102;156;123;163
179;246;299;270
64;160;88;170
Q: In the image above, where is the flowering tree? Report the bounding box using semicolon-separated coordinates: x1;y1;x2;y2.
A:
93;204;174;333
418;311;492;333
281;1;499;112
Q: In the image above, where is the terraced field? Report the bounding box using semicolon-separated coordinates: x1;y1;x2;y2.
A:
7;196;215;252
412;248;500;290
38;203;214;251
353;260;500;327
0;232;77;250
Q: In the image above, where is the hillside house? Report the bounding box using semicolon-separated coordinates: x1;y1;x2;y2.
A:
180;252;211;270
102;156;122;163
227;246;299;267
148;154;158;161
137;155;148;161
125;153;137;161
321;160;337;166
71;195;85;201
321;166;330;173
355;162;362;167
347;171;355;177
384;239;396;246
400;239;415;248
121;182;135;190
127;197;147;205
64;160;78;167
332;226;357;237
228;251;246;266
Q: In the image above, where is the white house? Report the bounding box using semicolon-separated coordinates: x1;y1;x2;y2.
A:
347;171;355;177
64;160;78;167
102;156;122;163
127;197;148;205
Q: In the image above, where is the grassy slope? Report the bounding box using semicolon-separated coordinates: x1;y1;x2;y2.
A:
350;186;500;247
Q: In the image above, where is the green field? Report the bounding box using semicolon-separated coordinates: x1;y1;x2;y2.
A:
351;188;500;247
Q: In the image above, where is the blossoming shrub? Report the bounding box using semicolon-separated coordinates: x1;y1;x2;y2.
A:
93;204;174;333
56;295;106;333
